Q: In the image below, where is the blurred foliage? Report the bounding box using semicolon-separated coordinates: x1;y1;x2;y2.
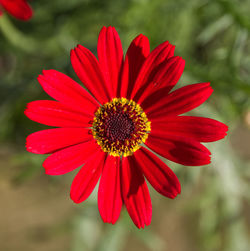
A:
0;0;250;251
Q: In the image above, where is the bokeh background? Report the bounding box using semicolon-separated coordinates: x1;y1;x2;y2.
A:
0;0;250;250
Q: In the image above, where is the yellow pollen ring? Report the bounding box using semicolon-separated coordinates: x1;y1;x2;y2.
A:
92;98;151;157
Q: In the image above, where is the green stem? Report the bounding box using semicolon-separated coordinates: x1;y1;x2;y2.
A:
0;15;38;53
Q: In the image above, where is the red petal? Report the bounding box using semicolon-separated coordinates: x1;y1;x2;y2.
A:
98;155;122;224
0;0;32;21
146;83;213;118
138;56;185;107
26;128;92;154
146;134;211;166
98;26;123;98
70;45;110;104
38;70;98;115
119;34;150;98
134;148;181;198
70;150;106;203
121;156;152;228
130;41;175;101
151;116;228;142
24;100;93;127
43;140;99;175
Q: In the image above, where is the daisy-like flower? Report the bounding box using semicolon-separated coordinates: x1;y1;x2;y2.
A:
0;0;32;21
25;26;228;228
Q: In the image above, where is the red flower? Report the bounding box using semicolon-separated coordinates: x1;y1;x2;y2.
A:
25;26;228;228
0;0;32;21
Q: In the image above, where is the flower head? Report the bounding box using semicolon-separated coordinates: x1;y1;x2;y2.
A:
0;0;32;21
25;26;228;228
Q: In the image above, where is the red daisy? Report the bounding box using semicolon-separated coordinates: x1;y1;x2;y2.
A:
0;0;32;21
25;26;228;228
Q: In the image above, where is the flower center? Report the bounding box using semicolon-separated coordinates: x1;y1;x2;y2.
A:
92;98;151;157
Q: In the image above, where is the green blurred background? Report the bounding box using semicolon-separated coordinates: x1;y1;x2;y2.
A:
0;0;250;250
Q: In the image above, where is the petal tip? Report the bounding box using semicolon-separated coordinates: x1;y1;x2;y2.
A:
24;107;30;117
44;169;59;176
70;48;76;57
70;194;80;204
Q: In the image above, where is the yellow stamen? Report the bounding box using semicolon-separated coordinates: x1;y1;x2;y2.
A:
92;98;151;157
